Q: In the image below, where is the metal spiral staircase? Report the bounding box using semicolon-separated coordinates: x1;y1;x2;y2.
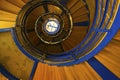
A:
0;0;120;80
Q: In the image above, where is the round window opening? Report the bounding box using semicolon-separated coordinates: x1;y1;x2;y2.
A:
43;18;60;35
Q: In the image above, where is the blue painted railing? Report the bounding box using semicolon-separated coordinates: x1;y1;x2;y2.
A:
0;65;19;80
44;0;120;66
0;0;120;79
0;0;117;67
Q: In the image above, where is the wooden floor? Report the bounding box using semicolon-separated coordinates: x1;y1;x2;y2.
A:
33;62;102;80
0;0;26;29
95;30;120;78
0;73;8;80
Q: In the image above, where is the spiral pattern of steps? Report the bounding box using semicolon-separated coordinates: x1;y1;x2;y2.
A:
0;0;120;80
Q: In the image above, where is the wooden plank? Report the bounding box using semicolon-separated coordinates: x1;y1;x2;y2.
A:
33;62;102;80
0;0;20;14
0;21;15;29
0;73;8;80
0;10;17;22
22;0;28;3
62;26;88;51
73;14;89;23
48;5;62;14
54;66;65;80
6;0;25;8
72;7;89;18
70;0;86;14
33;63;60;80
114;29;120;40
66;0;79;9
64;62;102;80
95;39;120;78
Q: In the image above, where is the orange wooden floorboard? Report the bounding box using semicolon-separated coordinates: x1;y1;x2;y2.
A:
33;62;102;80
0;73;8;80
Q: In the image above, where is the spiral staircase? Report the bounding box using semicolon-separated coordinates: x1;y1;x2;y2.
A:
0;0;120;80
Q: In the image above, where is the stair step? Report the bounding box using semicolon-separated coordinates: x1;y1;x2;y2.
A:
33;62;102;80
22;0;28;3
48;5;62;14
0;10;17;22
95;39;120;78
114;29;120;41
0;73;8;80
62;26;88;51
6;0;25;8
70;0;86;14
73;14;89;23
0;0;21;14
72;7;89;18
66;0;78;9
0;21;15;29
